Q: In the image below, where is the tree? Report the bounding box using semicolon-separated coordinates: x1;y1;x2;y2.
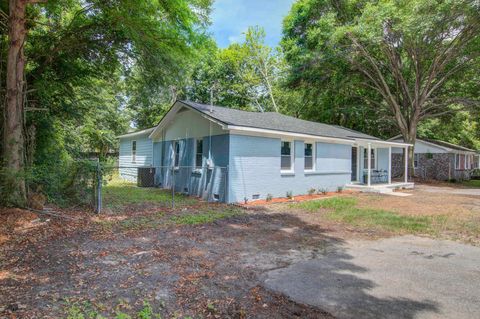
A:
1;0;212;206
282;0;480;171
244;26;279;112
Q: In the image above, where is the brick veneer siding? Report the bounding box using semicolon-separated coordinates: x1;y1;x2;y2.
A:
392;153;472;181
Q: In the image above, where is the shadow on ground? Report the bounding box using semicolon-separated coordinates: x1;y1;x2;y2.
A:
0;208;439;318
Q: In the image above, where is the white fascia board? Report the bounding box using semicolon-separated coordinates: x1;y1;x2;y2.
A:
148;103;182;139
117;128;154;139
354;138;413;147
227;125;355;145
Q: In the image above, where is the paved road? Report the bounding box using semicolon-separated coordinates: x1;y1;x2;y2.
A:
416;184;480;196
264;236;480;319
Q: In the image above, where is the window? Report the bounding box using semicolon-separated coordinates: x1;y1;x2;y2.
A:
173;141;180;168
414;154;419;168
363;148;375;169
195;139;203;168
304;143;314;171
132;141;136;163
281;141;293;171
456;154;465;170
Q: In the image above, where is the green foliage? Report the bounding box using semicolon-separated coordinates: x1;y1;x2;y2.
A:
292;197;357;212
65;299;160;319
308;188;316;195
266;193;273;201
286;191;293;199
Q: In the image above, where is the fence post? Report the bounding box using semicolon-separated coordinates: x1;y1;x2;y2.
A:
96;161;102;214
171;166;175;209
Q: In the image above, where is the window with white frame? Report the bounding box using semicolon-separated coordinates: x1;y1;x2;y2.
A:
195;139;203;168
173;141;180;168
304;143;314;171
132;141;136;163
414;154;419;168
363;148;375;169
281;141;293;171
455;154;465;170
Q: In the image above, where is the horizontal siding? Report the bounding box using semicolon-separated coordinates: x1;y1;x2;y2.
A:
228;135;352;203
118;134;153;182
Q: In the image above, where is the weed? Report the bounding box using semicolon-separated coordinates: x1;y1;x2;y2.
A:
308;188;316;195
317;188;328;195
168;207;242;225
286;191;293;199
336;186;344;193
266;193;273;202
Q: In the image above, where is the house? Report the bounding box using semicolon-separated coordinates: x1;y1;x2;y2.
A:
117;100;412;203
389;136;480;181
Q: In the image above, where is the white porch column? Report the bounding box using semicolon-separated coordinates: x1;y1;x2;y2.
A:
388;146;392;184
404;145;409;183
367;143;371;186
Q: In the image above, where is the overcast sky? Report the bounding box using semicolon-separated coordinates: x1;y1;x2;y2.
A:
209;0;295;48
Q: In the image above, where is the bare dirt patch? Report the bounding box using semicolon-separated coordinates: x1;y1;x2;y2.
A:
1;203;335;318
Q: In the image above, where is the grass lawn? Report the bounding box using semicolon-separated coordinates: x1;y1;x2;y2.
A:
102;175;197;209
461;179;480;188
291;197;445;234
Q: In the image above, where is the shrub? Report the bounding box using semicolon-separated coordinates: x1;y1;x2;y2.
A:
266;193;273;202
308;188;316;195
286;191;293;199
318;188;328;195
336;186;344;193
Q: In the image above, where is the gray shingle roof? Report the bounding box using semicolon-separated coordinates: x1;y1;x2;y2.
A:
180;100;380;141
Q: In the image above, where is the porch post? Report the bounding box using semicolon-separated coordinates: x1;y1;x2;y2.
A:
367;143;371;186
388;146;392;184
404;145;409;183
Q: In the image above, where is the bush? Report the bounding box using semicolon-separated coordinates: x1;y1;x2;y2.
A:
308;188;316;195
266;193;273;202
27;159;98;207
336;186;344;193
317;188;328;195
286;191;293;199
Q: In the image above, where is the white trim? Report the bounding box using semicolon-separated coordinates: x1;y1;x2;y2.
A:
404;146;409;183
367;143;371;186
281;140;295;173
355;138;413;148
118;128;155;139
304;141;315;172
228;126;355;145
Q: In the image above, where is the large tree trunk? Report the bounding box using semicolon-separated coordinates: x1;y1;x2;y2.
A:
4;0;27;206
401;122;418;181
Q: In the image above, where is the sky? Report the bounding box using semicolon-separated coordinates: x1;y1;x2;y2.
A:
209;0;295;48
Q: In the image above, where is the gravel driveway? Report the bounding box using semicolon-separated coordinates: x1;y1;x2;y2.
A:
264;235;480;319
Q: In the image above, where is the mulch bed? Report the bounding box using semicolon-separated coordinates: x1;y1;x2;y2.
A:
240;190;356;207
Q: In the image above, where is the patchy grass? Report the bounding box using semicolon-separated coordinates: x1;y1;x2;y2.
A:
168;207;243;225
65;299;160;319
291;196;444;234
461;179;480;188
102;176;197;210
291;197;357;212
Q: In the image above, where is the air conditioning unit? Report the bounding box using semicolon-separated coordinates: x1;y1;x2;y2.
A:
137;167;156;187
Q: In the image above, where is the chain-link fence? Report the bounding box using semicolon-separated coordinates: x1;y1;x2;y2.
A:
96;165;228;213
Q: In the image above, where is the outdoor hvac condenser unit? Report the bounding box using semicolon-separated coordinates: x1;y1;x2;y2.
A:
137;167;156;187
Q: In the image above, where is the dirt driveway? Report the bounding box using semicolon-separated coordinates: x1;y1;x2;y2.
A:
1;184;480;318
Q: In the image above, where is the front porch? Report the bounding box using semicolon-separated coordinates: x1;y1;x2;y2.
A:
349;139;413;190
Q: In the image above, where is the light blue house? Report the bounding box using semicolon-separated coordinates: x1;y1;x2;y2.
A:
117;101;412;203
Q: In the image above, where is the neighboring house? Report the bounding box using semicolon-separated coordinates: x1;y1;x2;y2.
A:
117;100;411;203
389;136;480;181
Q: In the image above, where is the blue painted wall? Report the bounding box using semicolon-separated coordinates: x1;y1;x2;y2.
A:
118;133;153;181
152;134;229;202
227;134;352;203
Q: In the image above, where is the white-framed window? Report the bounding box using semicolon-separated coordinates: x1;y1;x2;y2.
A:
195;139;203;168
455;154;465;170
132;141;137;163
414;154;419;168
281;140;294;172
363;148;376;169
173;141;180;168
304;142;315;171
